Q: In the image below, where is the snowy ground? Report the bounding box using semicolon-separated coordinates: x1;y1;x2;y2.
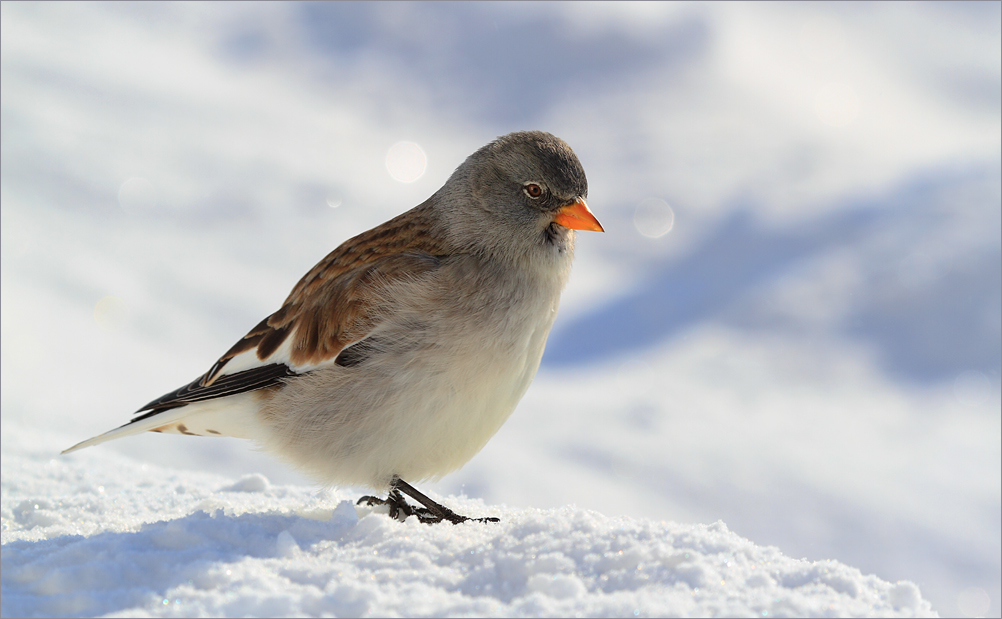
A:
2;439;937;618
2;2;999;617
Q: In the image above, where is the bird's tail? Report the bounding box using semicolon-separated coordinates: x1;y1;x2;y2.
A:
61;393;263;454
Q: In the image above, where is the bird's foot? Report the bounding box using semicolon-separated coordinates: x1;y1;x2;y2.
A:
410;504;500;525
357;477;500;525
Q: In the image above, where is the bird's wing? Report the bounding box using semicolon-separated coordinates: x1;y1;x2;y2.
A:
60;204;449;455
138;203;450;415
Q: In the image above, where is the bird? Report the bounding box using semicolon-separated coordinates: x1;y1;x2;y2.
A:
63;131;603;524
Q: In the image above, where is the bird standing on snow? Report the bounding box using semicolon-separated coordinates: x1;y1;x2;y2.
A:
63;131;604;524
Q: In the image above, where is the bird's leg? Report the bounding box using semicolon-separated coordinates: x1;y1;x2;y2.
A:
391;477;500;525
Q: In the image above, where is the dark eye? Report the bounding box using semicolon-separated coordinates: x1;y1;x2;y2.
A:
524;183;543;198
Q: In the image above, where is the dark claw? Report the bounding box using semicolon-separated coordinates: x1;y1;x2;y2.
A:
357;489;416;521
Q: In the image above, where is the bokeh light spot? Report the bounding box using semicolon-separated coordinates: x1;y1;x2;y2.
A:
815;83;860;128
957;587;991;617
94;296;125;331
385;141;427;183
633;198;675;238
953;370;991;406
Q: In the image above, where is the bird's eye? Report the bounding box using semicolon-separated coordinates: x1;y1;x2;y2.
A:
524;183;543;198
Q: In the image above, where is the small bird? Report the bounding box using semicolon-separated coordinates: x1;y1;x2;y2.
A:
63;131;603;524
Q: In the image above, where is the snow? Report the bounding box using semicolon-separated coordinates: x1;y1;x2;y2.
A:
2;2;999;617
3;444;933;618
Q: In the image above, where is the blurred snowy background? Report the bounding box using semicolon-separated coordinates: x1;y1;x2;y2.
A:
1;2;998;616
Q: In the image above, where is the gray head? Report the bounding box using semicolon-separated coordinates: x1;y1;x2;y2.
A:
434;131;602;262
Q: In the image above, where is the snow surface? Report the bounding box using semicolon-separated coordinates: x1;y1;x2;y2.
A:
3;441;933;618
2;2;999;617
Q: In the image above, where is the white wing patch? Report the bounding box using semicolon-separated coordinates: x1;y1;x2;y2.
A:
205;335;332;386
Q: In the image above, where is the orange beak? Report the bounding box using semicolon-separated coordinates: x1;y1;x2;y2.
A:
553;197;604;232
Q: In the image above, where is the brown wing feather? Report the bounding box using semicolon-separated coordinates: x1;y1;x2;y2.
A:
201;202;449;386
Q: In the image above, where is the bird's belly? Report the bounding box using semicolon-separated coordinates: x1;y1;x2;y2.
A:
398;320;550;480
